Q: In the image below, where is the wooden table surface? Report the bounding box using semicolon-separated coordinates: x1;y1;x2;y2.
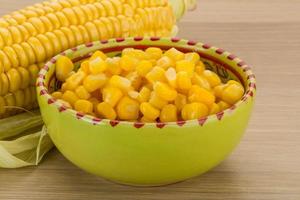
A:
1;0;300;199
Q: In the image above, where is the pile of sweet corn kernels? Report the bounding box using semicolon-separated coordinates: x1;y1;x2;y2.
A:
52;47;245;122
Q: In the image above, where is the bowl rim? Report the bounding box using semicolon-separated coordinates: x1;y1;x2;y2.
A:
36;37;256;129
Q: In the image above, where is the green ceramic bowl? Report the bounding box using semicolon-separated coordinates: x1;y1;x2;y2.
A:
37;37;256;186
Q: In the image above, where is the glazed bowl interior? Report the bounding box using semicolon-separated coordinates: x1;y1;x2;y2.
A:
37;37;256;186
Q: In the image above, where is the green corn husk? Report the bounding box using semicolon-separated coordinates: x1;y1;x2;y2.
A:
0;111;53;168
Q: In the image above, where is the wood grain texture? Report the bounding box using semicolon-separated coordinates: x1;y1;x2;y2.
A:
0;0;300;199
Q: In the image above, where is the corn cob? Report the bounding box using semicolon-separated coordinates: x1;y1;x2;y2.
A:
0;0;196;118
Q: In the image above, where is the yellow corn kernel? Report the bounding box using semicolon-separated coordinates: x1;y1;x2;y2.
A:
140;102;160;121
126;71;142;90
56;56;74;81
156;56;174;69
222;82;244;104
160;104;177;122
53;11;69;27
164;47;184;61
96;102;117;120
77;24;90;43
181;102;208;120
83;73;108;92
45;32;62;55
44;13;61;29
123;4;134;17
55;7;71;24
12;43;29;68
145;47;163;60
191;74;211;90
108;16;125;38
52;91;63;99
106;57;122;75
176;59;195;77
137;8;149;29
136;60;153;77
153;82;177;101
87;3;100;20
227;80;241;85
70;25;85;45
3;46;19;68
121;48;134;57
14;90;25;108
149;59;157;66
188;85;215;107
93;2;107;16
62;90;79;106
174;93;187;111
74;99;93;114
17;67;30;89
165;67;177;88
203;70;221;87
109;75;132;92
138;86;151;103
36;34;54;59
128;90;139;100
28;64;39;85
102;87;123;107
0;96;5;115
53;29;69;51
116;96;140;120
85;22;100;41
63;7;79;24
213;84;226;98
0;74;9;96
195;61;205;74
89;57;107;74
75;86;91;100
27;37;46;63
0;49;12;72
120;55;138;71
110;0;123;14
7;68;21;92
149;91;167;109
17;23;31;41
146;66;166;83
209;103;220;114
102;0;116;16
90;50;107;61
40;15;54;33
140;116;155;123
217;100;231;111
79;60;90;74
176;71;192;91
185;52;200;64
0;28;13;48
65;71;86;90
